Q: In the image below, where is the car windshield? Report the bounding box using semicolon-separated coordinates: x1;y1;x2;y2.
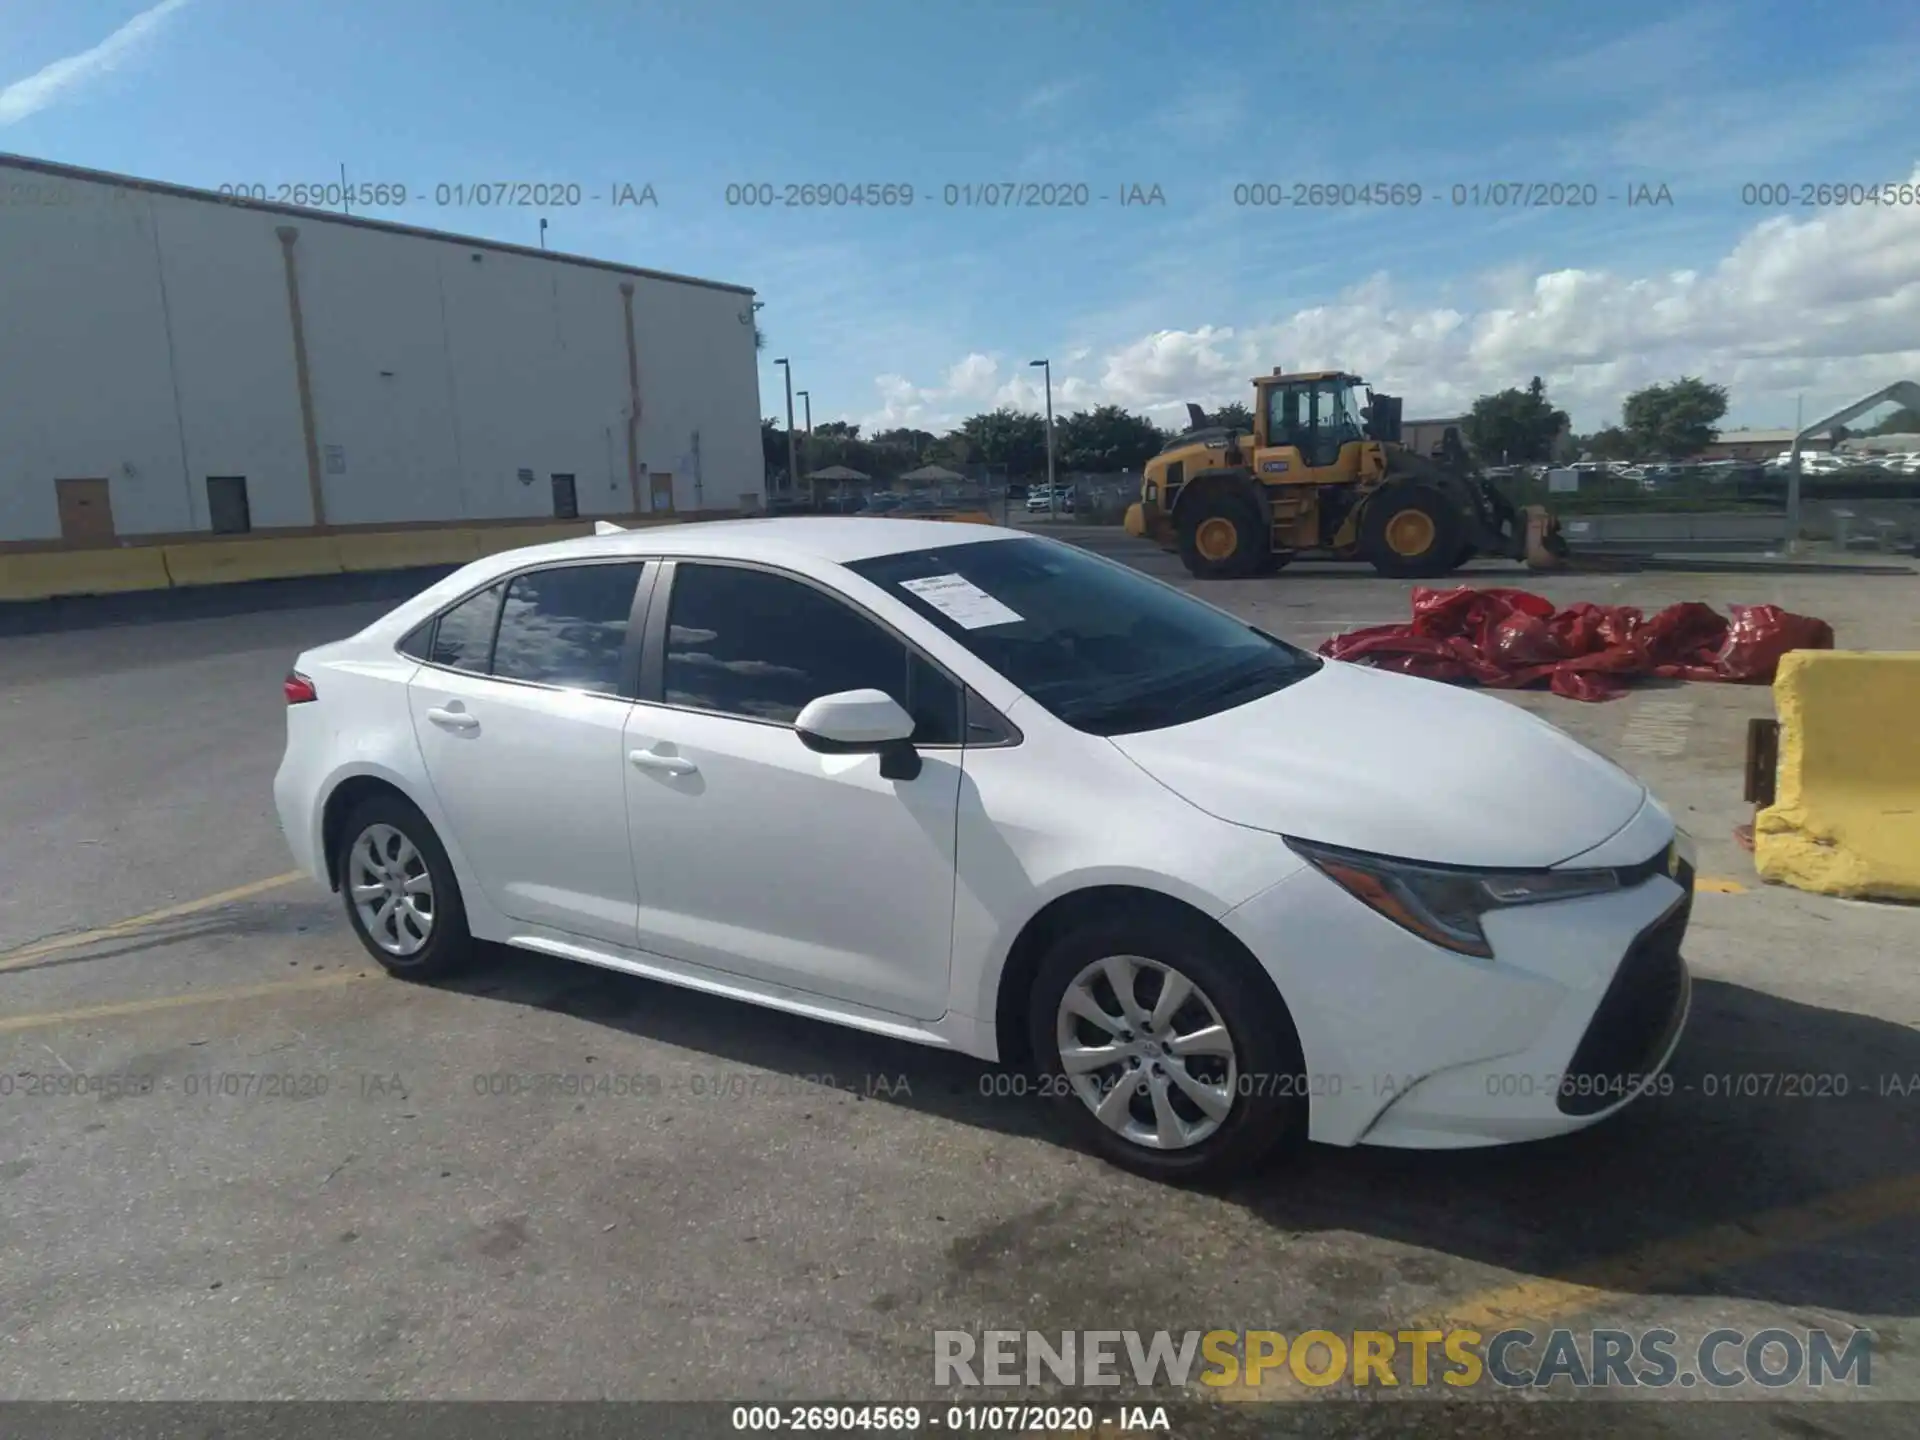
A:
847;535;1321;736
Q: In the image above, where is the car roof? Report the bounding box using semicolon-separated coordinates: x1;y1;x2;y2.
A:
359;517;1032;642
487;515;1019;571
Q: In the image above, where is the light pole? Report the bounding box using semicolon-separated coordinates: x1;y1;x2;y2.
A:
796;389;813;510
1030;358;1056;519
1786;392;1805;556
775;358;797;507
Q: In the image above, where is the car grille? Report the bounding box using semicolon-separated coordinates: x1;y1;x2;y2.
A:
1557;885;1692;1117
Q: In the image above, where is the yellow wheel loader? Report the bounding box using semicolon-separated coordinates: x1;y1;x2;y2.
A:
1124;370;1569;580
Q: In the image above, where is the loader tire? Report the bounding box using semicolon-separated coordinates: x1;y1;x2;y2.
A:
1360;484;1465;578
1177;489;1268;580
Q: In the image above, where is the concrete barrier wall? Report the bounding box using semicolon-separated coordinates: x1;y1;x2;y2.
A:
1557;512;1790;548
0;546;173;602
1754;650;1920;901
0;520;634;602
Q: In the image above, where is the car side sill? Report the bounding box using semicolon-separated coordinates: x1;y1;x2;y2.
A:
502;930;990;1054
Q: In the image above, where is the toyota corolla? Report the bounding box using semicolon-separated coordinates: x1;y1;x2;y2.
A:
274;517;1693;1182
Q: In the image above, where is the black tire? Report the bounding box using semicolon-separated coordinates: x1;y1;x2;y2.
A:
1176;484;1269;580
1026;911;1307;1185
1257;550;1293;575
334;793;473;982
1359;483;1466;578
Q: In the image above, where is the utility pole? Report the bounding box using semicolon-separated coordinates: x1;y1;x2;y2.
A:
1030;358;1056;519
1786;392;1805;556
775;359;798;507
797;389;813;510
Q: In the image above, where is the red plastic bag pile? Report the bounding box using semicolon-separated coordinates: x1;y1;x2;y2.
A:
1316;587;1834;702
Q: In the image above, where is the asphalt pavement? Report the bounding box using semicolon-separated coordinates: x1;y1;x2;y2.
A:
2;528;1917;1436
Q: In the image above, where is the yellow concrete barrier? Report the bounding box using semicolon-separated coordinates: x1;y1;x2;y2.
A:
467;522;595;557
1754;650;1920;901
0;546;173;601
333;528;484;572
159;536;347;588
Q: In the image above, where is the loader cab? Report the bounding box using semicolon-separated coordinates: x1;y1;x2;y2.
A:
1254;371;1369;476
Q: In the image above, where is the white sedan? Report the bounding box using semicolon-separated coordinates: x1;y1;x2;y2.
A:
274;517;1694;1182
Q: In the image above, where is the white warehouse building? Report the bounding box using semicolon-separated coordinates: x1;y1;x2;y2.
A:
0;153;764;550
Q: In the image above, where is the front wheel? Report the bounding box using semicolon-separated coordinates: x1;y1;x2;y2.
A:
1176;488;1269;580
336;794;473;981
1027;913;1306;1184
1359;484;1465;578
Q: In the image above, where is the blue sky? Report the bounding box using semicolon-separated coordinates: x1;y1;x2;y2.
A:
4;0;1919;434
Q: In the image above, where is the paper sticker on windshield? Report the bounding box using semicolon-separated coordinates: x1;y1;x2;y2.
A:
900;573;1024;630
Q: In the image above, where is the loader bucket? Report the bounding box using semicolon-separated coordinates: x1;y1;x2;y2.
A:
1521;505;1571;570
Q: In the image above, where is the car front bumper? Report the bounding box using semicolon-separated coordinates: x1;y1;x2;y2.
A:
1220;816;1693;1149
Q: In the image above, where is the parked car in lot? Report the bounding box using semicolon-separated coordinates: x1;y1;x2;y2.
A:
1026;487;1075;513
275;518;1694;1181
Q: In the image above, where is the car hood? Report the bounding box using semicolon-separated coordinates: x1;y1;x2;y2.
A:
1107;661;1647;869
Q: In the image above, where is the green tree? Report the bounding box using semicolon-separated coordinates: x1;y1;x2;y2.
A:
958;407;1049;476
928;431;973;469
873;427;939;459
1577;427;1640;461
814;421;861;440
1210;401;1254;432
1055;405;1167;472
761;417;791;478
1621;377;1728;459
1463;377;1568;463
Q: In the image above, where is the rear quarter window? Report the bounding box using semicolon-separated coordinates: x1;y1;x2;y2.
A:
397;621;433;660
427;581;507;672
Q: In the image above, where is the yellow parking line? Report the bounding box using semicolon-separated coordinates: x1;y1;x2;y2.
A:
1696;876;1748;893
0;871;307;973
1428;1171;1920;1332
1213;1170;1920;1399
0;970;375;1033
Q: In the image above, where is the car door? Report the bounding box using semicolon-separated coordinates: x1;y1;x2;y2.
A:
407;559;650;946
622;559;964;1020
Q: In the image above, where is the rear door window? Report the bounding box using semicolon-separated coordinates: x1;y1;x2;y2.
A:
491;562;647;695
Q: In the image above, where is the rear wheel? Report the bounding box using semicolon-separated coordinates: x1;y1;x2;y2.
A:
335;794;473;981
1359;484;1466;578
1176;487;1269;580
1027;912;1306;1184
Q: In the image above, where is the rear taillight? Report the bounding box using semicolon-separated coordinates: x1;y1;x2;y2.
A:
284;671;318;704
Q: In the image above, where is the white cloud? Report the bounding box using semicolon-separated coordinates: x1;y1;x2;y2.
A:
0;0;192;127
858;174;1920;433
1018;78;1084;114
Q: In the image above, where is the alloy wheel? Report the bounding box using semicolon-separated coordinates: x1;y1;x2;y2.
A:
348;823;435;958
1054;955;1239;1150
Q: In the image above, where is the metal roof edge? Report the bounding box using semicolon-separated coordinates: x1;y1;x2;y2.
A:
0;151;756;297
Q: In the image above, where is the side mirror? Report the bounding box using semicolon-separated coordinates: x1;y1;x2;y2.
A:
795;689;922;780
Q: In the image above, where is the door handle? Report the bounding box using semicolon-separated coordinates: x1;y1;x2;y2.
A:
629;748;697;776
426;707;480;731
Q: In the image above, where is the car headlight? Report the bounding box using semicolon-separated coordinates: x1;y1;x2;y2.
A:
1285;837;1622;959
